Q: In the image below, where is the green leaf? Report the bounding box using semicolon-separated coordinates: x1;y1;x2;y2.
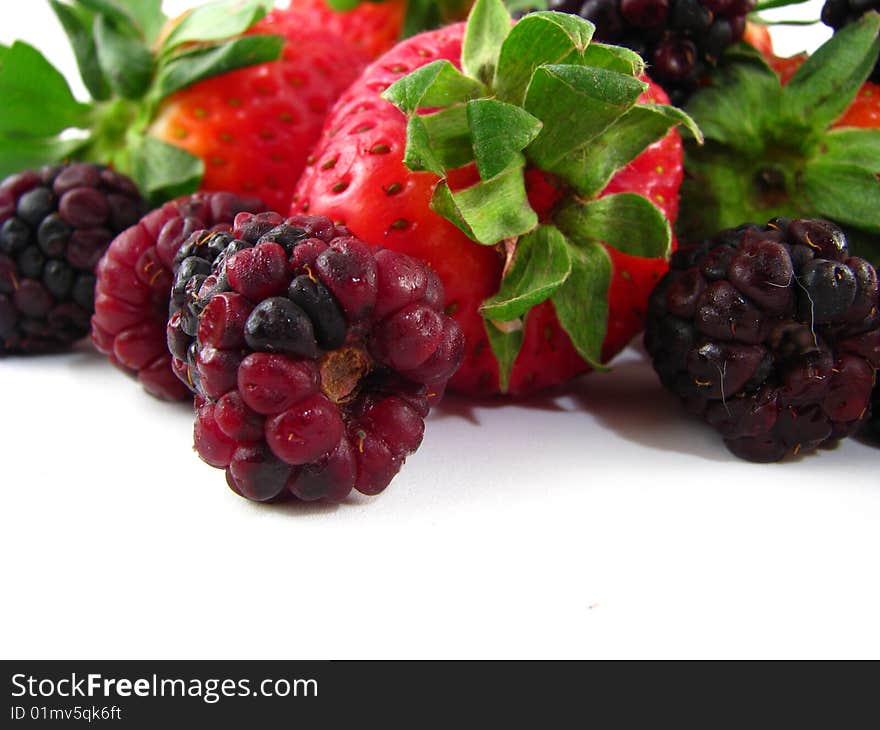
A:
431;159;538;244
131;136;204;205
523;64;645;171
782;11;880;130
504;0;548;11
461;0;512;86
495;10;596;105
161;0;272;52
94;14;154;99
154;35;284;101
381;60;485;115
0;41;91;137
481;225;572;321
803;161;880;235
123;0;167;45
816;128;880;170
76;0;139;34
50;0;111;100
484;319;524;393
550;242;612;370
0;44;9;67
684;55;780;156
467;99;542;180
402;116;448;176
552;104;700;198
420;105;474;170
579;42;644;76
0;134;89;179
556;193;671;259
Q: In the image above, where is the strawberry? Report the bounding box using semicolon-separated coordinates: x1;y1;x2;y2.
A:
743;21;774;57
0;1;366;211
289;0;408;59
293;0;699;396
291;0;474;59
151;9;368;211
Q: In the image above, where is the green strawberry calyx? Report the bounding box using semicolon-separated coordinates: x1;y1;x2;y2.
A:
0;0;283;205
382;0;701;390
679;11;880;260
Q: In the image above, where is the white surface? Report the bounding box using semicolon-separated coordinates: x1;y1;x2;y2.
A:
2;1;878;660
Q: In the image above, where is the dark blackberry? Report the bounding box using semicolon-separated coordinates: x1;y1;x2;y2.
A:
91;192;265;401
543;0;755;103
0;164;147;354
168;212;465;503
822;0;880;82
645;218;880;462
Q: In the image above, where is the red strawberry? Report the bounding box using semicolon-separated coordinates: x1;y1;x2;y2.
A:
152;9;369;211
836;81;880;128
293;3;695;396
289;0;408;58
743;21;774;57
289;0;474;59
1;1;369;211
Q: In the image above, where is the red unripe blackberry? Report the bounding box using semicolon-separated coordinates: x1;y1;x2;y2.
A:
545;0;755;103
645;218;880;462
91;192;265;401
169;213;465;503
0;164;146;354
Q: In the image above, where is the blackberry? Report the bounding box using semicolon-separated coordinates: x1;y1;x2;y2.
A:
0;164;146;354
822;0;880;82
168;212;465;503
645;218;880;462
543;0;755;103
91;192;265;401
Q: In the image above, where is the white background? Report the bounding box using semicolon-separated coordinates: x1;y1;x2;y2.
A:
2;1;877;660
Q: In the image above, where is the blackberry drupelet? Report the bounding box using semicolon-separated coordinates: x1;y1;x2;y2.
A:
544;0;756;103
91;192;265;401
645;218;880;462
0;164;146;354
167;212;465;503
822;0;880;82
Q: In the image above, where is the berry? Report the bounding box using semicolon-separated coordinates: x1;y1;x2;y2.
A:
151;8;370;211
6;1;396;216
91;192;265;401
169;213;464;502
645;218;880;462
293;8;692;397
289;0;408;58
0;164;146;354
289;0;474;58
542;0;755;103
680;15;880;442
822;0;880;82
